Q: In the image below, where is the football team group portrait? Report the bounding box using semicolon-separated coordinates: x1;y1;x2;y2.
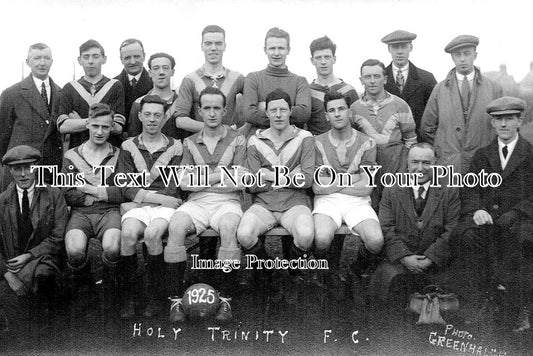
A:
1;0;533;354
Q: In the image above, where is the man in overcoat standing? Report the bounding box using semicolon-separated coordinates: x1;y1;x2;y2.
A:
420;35;502;174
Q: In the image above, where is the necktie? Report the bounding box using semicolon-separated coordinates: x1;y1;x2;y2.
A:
41;82;49;107
414;186;425;216
396;69;405;93
18;189;32;251
461;75;470;115
131;77;137;89
502;145;508;159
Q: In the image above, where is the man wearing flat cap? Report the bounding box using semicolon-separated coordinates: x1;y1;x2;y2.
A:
451;97;533;332
420;35;502;174
0;145;68;330
382;30;437;136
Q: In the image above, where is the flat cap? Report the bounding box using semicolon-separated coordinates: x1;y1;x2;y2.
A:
2;145;41;166
381;30;417;44
486;96;526;116
444;35;479;53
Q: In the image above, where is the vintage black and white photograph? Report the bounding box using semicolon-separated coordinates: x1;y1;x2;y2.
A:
0;0;532;355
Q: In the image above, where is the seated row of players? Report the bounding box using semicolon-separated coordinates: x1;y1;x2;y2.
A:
1;86;531;331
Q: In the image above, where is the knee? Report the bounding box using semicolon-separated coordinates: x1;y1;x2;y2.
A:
121;225;140;250
314;228;334;252
293;224;314;250
361;231;384;254
144;226;163;247
102;230;121;253
237;224;256;247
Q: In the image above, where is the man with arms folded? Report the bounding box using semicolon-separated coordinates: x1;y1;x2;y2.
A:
0;43;62;191
167;87;247;323
0;146;68;330
368;143;460;311
382;30;437;136
243;27;310;136
237;88;315;296
58;39;126;150
172;25;244;140
62;103;123;314
308;36;358;136
420;35;502;174
351;59;417;210
128;53;180;139
118;95;183;319
313;91;383;296
451;97;533;332
114;38;152;133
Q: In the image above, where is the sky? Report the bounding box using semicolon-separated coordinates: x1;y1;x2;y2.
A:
1;0;533;93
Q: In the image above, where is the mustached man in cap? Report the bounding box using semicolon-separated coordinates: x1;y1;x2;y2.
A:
420;35;502;174
381;30;437;137
451;97;533;332
0;145;68;331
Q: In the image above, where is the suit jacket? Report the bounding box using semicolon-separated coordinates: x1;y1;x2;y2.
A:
0;75;62;174
379;183;460;267
385;61;437;136
460;136;533;222
114;68;152;131
0;184;68;283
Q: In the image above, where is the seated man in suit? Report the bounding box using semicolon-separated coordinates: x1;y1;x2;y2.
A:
368;142;460;308
452;97;533;332
0;145;68;330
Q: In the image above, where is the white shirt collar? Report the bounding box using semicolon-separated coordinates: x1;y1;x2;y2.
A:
411;180;431;199
127;73;142;82
32;75;50;90
498;134;519;170
455;70;475;82
16;183;36;211
392;63;409;79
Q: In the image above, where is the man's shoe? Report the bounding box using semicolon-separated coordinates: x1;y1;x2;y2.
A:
169;297;186;323
512;307;530;333
143;293;161;317
215;297;232;323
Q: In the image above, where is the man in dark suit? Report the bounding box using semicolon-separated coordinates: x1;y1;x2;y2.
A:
368;142;460;306
0;43;62;191
0;145;68;331
382;30;437;136
114;39;152;134
452;97;533;332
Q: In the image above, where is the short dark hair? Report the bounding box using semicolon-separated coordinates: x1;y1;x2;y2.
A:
323;90;351;110
79;39;105;57
265;88;292;110
140;95;167;112
148;52;176;69
310;36;336;57
202;25;225;40
264;27;290;48
360;59;386;76
89;103;113;119
199;86;227;108
119;38;145;55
